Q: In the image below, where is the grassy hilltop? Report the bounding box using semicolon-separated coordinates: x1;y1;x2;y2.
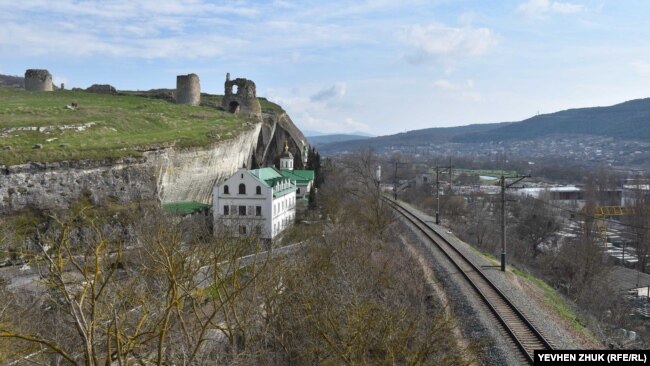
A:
0;88;270;166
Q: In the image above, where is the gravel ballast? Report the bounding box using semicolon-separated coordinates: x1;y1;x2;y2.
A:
395;200;597;365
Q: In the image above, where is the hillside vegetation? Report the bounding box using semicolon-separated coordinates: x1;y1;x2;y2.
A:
0;87;252;166
454;98;650;142
318;122;509;153
319;97;650;154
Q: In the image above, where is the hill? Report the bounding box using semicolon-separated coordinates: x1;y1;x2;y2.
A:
318;97;650;155
307;134;372;145
317;122;509;153
0;87;251;166
454;98;650;142
0;74;24;89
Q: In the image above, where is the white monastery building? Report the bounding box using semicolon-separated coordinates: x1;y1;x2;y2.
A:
213;167;296;239
212;142;314;239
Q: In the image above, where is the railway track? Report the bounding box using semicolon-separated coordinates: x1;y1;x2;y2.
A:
384;197;554;364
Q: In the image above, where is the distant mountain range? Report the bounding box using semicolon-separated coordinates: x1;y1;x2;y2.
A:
318;98;650;153
454;98;650;143
307;134;372;145
318;122;509;152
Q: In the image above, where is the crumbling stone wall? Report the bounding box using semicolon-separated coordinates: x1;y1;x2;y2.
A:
221;73;262;118
86;84;117;94
24;69;53;92
176;74;201;106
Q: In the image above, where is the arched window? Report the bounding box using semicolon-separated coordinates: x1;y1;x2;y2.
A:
239;183;246;194
223;185;229;194
256;186;261;195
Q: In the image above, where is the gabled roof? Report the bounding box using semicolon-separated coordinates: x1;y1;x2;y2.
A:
249;167;283;188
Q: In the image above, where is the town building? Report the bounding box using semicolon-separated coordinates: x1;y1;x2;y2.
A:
621;180;650;206
415;173;432;187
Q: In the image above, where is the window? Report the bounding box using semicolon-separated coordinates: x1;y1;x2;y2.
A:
223;205;229;215
256;206;262;216
297;188;301;194
239;225;247;235
239;205;246;216
223;185;229;194
256;186;261;195
239;183;246;195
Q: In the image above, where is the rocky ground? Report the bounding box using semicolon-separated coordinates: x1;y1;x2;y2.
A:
396;200;601;365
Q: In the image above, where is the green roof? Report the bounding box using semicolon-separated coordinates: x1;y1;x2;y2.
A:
163;201;210;215
249;167;297;197
249;167;283;187
281;169;314;183
273;185;297;198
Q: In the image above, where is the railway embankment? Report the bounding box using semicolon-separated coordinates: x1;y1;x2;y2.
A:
395;199;600;365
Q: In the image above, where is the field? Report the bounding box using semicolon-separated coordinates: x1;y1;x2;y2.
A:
0;88;256;165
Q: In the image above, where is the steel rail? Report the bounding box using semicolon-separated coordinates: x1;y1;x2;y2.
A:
384;197;554;364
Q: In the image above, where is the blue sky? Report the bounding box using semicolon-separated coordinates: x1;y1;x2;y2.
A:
1;0;650;136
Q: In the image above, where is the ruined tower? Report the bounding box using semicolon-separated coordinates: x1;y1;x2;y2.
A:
176;73;201;106
24;69;53;91
221;73;262;118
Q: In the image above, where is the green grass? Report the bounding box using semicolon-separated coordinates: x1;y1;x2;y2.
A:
511;267;594;339
0;87;254;165
163;201;211;215
470;246;595;340
454;169;518;177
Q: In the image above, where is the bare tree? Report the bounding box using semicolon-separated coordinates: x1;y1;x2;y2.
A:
514;197;561;258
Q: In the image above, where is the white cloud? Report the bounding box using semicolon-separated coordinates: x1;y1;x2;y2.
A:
401;23;497;64
0;22;245;59
310;83;347;102
267;86;369;134
517;0;584;18
632;61;650;76
433;79;482;102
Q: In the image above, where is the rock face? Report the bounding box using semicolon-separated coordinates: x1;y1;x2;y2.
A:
256;110;308;168
152;124;261;204
0;113;307;214
0;158;157;213
24;69;53;92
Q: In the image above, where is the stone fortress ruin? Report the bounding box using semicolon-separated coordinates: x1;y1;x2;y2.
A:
175;73;201;106
3;67;310;213
18;69;262;119
24;69;53;91
221;73;262;118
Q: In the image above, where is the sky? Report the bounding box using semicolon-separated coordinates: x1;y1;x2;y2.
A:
1;0;650;136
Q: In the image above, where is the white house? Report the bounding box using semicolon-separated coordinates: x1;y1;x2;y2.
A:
213;167;297;239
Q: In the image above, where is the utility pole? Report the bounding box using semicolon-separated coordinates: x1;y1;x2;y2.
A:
435;162;452;225
500;174;530;272
390;161;408;200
